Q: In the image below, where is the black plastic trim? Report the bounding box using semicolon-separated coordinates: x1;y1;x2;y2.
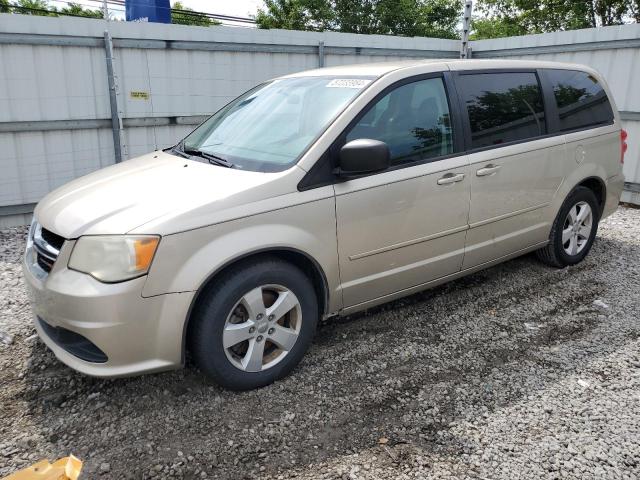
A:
38;317;108;363
41;228;65;251
537;68;560;134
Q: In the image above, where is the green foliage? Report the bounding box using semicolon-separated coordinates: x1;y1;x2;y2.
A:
171;1;220;26
12;0;56;15
255;0;463;39
632;0;640;22
470;16;525;39
474;0;638;39
5;0;103;17
60;2;103;18
255;0;327;30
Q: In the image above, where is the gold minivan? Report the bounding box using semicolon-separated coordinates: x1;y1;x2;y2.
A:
23;59;626;390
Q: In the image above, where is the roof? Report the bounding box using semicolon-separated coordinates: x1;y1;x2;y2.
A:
281;59;446;78
282;58;597;79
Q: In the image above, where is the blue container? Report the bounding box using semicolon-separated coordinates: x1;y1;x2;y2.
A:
125;0;171;23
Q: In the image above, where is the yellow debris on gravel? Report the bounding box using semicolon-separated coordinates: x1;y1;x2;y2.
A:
1;456;82;480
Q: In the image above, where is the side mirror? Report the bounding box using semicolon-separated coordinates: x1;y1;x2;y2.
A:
336;139;390;178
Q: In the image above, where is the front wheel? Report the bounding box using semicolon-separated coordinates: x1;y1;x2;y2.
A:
537;186;600;268
189;257;318;390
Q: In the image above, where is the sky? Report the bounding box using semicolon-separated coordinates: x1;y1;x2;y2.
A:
48;0;265;23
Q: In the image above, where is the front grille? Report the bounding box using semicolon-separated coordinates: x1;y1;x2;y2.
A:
31;223;65;274
38;317;108;363
36;253;55;272
41;228;65;251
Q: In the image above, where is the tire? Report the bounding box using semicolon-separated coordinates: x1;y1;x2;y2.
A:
537;186;600;268
189;257;318;390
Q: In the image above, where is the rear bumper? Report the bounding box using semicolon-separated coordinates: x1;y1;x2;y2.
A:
22;242;194;378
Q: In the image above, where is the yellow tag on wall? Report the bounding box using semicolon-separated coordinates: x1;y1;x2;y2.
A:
130;91;150;100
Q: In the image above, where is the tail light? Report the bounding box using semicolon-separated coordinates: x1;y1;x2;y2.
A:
621;129;628;164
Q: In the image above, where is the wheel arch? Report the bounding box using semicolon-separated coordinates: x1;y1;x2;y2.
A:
575;176;607;215
180;247;329;363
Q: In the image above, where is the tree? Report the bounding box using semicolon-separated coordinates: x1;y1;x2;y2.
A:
470;17;525;39
631;0;640;22
255;0;463;39
12;0;57;16
60;2;103;18
473;0;636;39
171;1;220;26
6;0;104;18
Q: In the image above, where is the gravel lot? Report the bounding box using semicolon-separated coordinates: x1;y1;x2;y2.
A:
1;206;639;479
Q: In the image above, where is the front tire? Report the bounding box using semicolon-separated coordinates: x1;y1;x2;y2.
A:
189;257;318;390
537;186;600;268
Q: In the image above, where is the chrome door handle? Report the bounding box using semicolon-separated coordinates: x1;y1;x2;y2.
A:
476;164;502;176
437;173;465;185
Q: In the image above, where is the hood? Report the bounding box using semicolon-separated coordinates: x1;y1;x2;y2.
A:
35;151;298;238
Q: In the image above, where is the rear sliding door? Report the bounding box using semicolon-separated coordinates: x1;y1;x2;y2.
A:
453;69;566;269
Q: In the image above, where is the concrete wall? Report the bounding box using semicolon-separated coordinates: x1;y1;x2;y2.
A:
1;15;639;227
0;14;459;227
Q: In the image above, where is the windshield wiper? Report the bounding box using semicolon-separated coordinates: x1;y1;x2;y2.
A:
183;147;235;168
167;141;191;159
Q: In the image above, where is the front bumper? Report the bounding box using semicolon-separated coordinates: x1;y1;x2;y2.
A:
22;238;194;378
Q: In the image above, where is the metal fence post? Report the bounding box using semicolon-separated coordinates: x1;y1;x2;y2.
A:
460;0;473;59
104;30;124;163
318;41;325;68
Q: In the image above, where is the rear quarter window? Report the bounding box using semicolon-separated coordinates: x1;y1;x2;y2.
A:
546;69;614;132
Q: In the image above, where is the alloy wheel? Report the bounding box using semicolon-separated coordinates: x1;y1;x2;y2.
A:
222;285;302;372
562;201;593;256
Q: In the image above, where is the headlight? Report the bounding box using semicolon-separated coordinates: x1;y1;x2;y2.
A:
68;235;160;283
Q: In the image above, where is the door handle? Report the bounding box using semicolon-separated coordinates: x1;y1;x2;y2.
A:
476;164;502;176
437;173;465;185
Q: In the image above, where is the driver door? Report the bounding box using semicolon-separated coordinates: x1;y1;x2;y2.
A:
334;74;472;308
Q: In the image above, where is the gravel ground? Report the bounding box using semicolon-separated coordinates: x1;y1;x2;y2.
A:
1;206;639;480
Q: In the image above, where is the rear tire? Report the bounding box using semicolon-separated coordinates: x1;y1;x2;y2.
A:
537;186;600;268
189;257;318;390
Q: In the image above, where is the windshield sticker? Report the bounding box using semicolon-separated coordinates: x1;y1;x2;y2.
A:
326;79;372;89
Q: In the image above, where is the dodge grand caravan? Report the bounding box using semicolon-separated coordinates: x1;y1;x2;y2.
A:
23;59;626;390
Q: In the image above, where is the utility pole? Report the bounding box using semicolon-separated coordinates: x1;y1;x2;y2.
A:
102;0;109;21
460;0;473;59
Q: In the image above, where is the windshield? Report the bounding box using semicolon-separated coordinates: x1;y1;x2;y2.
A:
181;76;373;171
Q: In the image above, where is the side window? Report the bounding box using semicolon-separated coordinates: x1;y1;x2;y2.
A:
346;77;453;166
546;69;614;132
458;72;546;149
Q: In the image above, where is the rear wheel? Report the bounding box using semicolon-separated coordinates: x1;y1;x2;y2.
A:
537;187;600;268
189;257;318;390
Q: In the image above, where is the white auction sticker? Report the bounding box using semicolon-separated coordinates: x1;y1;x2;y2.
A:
326;79;372;89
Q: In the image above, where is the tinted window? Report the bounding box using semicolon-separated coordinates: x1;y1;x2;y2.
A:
346;77;453;166
546;69;614;132
459;72;546;149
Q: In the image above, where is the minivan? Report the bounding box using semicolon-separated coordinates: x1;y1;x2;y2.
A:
23;59;626;390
